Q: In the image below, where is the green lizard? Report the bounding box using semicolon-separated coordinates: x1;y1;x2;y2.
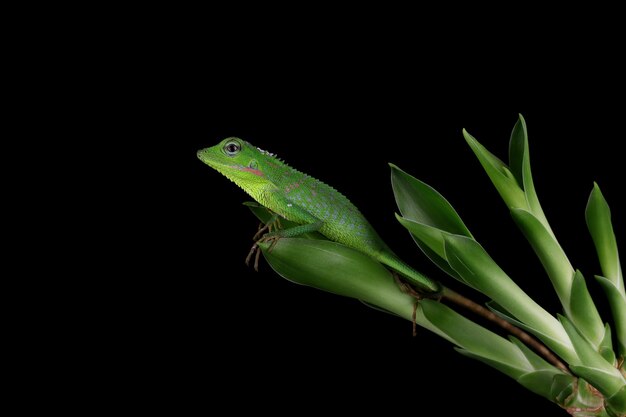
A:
196;138;573;372
197;137;440;294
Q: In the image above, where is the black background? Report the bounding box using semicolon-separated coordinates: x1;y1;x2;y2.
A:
80;20;626;415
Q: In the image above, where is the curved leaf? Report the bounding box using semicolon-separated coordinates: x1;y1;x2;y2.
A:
570;270;605;348
599;324;617;366
586;183;624;287
422;299;529;369
516;370;569;400
560;315;625;398
390;163;472;237
596;275;626;356
510;208;573;303
606;385;626;416
509;114;551;229
508;114;527;188
463;129;528;209
443;234;577;364
553;378;607;415
394;214;464;283
257;237;452;342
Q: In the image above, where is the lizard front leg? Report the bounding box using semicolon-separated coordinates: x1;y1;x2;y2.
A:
246;220;324;271
246;200;323;271
252;213;282;241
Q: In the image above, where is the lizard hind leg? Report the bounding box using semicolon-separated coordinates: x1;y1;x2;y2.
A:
392;272;422;337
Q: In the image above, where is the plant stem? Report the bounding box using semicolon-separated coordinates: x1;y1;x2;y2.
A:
442;287;571;374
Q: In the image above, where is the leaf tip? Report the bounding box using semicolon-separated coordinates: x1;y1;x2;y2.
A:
462;128;476;145
592;181;601;192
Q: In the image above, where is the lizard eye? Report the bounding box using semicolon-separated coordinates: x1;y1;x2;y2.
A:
224;141;241;156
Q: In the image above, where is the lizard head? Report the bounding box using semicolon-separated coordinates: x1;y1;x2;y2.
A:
197;137;274;191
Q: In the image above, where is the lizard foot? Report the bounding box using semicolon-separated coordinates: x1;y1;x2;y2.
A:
252;218;282;241
392;272;442;337
245;235;281;271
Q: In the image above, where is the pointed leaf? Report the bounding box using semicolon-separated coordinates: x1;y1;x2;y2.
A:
599;324;616;365
555;378;608;415
394;214;464;283
390;163;472;237
510;208;573;305
559;315;625;398
510;209;605;347
422;299;529;369
510;114;551;229
455;348;527;381
487;301;579;366
569;270;605;348
359;300;400;318
456;346;565;401
606;385;626;416
586;183;624;287
509;336;557;371
508;114;526;188
258;238;408;313
463;129;528;209
596;275;626;356
257;237;451;341
516;370;569;401
551;374;577;406
443;234;577;363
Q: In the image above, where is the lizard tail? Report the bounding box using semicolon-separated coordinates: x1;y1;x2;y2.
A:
377;251;441;293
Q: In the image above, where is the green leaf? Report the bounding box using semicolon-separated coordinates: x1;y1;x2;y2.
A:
508;114;551;229
553;378;608;415
421;299;529;370
508;114;526;188
510;208;573;306
516;370;569;401
463;129;528;209
560;315;625;398
456;335;567;401
551;374;577;406
509;336;555;371
258;238;405;311
596;275;626;357
569;270;605;348
599;324;617;365
606;385;626;416
394;214;464;283
509;336;569;400
586;183;624;286
455;348;524;379
511;209;604;349
257;237;452;342
423;298;570;398
487;302;580;366
442;234;577;363
390;163;473;237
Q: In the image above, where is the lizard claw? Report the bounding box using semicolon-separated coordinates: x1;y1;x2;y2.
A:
253;218;283;241
245;243;259;270
252;223;268;241
245;234;281;271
